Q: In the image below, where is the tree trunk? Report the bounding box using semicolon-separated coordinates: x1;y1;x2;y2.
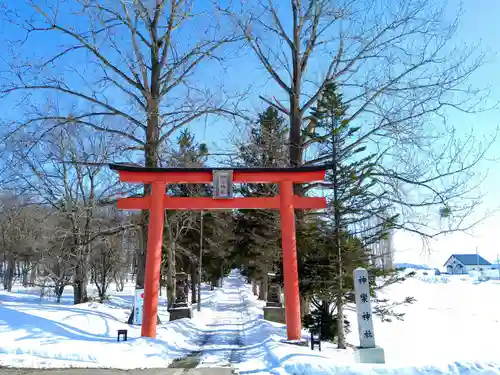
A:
321;300;329;340
99;272;108;302
289;109;302;165
73;262;89;304
191;265;197;304
252;281;258;296
167;240;176;308
135;210;148;290
55;285;65;303
29;264;37;287
134;57;162;291
300;295;310;318
4;257;14;292
336;293;346;348
332;123;346;349
22;260;29;287
115;272;125;292
289;24;303;171
73;277;88;304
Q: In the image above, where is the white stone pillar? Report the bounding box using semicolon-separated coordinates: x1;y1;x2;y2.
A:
353;267;376;348
352;267;385;364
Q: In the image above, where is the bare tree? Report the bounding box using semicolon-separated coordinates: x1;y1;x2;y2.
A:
5;122;130;303
113;225;139;292
39;213;78;303
0;195;46;291
161;210;194;306
0;0;242;307
90;232;128;301
219;0;495;236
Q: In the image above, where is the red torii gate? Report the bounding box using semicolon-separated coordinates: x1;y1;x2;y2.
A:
110;163;327;341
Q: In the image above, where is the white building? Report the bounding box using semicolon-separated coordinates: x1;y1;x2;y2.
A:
443;254;495;274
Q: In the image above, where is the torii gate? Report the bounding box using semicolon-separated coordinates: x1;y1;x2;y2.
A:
110;163;327;340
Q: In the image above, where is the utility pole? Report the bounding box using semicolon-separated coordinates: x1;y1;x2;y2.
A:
197;211;204;312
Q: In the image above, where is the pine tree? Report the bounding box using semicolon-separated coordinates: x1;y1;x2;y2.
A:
233;107;288;298
303;83;400;347
299;219;364;341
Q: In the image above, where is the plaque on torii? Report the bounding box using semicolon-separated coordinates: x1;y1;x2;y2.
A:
110;163;329;340
213;170;233;199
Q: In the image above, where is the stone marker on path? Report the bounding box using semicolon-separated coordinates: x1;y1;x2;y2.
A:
169;272;193;321
263;273;286;324
353;267;385;364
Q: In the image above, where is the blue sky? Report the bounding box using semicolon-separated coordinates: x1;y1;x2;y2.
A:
1;0;500;267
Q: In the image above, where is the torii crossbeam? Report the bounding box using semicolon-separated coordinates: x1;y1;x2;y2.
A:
110;163;327;340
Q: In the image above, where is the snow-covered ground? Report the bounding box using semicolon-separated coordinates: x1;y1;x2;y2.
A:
0;270;499;374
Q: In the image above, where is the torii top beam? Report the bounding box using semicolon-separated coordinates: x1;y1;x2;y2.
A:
109;163;328;184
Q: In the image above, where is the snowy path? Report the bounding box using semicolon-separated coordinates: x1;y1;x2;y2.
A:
169;271;250;370
197;274;247;367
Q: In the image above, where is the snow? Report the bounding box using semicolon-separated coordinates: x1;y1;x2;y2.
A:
0;270;499;374
345;273;500;367
394;263;432;270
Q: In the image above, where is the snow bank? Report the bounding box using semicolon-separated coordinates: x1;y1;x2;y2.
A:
283;360;500;375
469;270;500;281
0;285;211;369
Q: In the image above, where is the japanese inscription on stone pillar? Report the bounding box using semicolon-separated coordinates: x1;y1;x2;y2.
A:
353;267;376;348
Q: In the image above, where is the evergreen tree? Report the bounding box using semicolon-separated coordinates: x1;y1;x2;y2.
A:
299;219;364;341
232;107;288;298
301;83;406;347
168;130;234;300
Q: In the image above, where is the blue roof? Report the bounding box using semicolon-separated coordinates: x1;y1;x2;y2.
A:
448;254;491;266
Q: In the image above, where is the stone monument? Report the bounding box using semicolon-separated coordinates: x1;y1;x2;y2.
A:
263;273;286;324
169;272;193;321
353;267;385;363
